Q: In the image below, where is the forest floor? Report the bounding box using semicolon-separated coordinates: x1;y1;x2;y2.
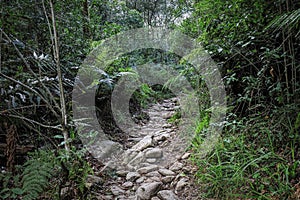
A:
86;97;202;200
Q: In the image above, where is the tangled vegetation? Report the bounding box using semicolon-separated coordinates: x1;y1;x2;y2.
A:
0;0;299;199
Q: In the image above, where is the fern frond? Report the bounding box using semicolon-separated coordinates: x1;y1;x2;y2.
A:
21;155;54;200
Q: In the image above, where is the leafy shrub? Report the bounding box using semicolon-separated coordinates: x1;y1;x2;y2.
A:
0;147;93;200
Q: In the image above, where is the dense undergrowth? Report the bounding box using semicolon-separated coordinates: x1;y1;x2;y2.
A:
0;0;299;199
186;0;300;199
192;110;299;199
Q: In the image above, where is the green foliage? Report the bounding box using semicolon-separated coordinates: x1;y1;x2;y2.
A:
181;0;267;53
0;147;92;199
266;8;300;36
21;153;54;200
0;150;54;200
182;1;300;199
1;0;300;199
190;112;210;151
0;173;22;199
133;83;155;108
294;112;300;132
194;113;210;135
167;111;181;125
89;0;143;40
193;125;294;199
57;147;93;195
192;111;300;199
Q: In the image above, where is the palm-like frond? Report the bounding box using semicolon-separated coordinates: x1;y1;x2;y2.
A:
266;8;300;36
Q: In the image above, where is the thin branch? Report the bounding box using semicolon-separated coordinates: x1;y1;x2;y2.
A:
2;113;62;131
0;29;62;114
0;1;3;73
0;72;60;118
0;104;47;114
0;27;2;73
22;120;59;149
42;0;54;52
50;0;70;151
233;48;259;72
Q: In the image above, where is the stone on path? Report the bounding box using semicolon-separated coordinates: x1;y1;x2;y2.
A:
131;135;153;151
162;124;172;128
136;176;145;184
157;190;179;200
162;112;174;119
116;170;129;177
103;195;113;200
181;152;191;159
128;151;145;165
148;176;161;182
145;171;161;178
137;165;159;174
161;176;175;184
153;133;170;143
169;162;184;171
145;148;163;158
122;181;133;188
175;178;189;191
146;158;157;163
158;168;175;176
110;185;125;196
136;182;162;200
126;172;141;181
93;98;197;199
92;140;122;160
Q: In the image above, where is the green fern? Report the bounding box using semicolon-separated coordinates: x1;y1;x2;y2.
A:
0;151;55;200
21;152;54;200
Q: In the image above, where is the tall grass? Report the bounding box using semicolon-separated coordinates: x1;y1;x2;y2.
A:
191;112;300;199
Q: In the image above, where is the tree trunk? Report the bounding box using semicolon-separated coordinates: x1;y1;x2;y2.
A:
82;0;90;39
50;0;70;151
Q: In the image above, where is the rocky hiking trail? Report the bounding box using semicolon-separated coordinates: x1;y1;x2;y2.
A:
87;98;200;200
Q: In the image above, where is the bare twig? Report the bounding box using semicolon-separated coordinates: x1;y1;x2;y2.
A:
0;29;62;115
42;0;54;51
49;0;70;151
22;121;59;149
0;104;47;114
0;27;2;73
3;113;62;131
0;1;3;73
0;72;60;118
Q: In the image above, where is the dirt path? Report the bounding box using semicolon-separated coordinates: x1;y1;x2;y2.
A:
87;98;200;199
